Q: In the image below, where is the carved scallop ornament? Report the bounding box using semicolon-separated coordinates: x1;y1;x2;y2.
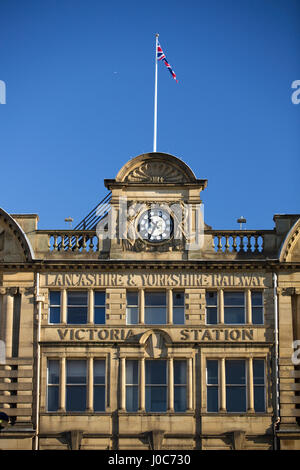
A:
115;153;197;184
279;217;300;262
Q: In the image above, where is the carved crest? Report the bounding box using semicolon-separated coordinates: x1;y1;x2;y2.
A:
125;160;188;183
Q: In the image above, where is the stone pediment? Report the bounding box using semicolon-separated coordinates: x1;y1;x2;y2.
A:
115;153;197;184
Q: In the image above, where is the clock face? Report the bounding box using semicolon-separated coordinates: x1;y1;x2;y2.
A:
137;208;173;243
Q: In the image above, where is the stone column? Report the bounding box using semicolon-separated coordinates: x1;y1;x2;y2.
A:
87;356;93;411
120;357;126;411
247;357;254;413
4;292;14;358
246;289;252;324
139;358;145;411
167;357;174;411
61;289;67;324
187;357;193;411
88;290;94;324
139;289;145;324
59;357;66;412
219;289;224;324
220;357;226;411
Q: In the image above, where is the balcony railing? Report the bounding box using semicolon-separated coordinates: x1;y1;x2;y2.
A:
37;228;275;257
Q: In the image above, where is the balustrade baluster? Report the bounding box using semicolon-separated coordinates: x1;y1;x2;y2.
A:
232;235;237;252
53;234;58;251
217;235;222;252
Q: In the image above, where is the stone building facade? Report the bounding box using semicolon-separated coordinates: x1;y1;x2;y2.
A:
0;152;299;450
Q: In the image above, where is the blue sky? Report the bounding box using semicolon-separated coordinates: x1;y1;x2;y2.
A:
0;0;299;230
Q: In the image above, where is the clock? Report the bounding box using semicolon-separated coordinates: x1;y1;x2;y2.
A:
137;208;173;243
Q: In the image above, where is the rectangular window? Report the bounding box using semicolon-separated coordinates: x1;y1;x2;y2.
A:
47;360;59;411
126;360;139;412
145;291;166;325
253;359;265;412
206;291;218;324
226;360;246;412
173;291;185;325
66;360;87;412
145;360;167;412
49;291;61;324
174;360;187;412
93;359;106;411
206;360;219;412
224;292;245;324
252;292;264;325
94;291;106;325
67;291;88;324
126;292;139;325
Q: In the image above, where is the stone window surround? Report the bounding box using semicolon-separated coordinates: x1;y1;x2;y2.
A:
200;349;272;415
205;288;265;325
119;350;194;414
41;352;110;413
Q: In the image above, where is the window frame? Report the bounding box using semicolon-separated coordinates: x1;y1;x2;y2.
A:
144;290;167;325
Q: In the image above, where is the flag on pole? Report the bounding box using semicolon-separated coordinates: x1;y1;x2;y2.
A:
156;41;178;83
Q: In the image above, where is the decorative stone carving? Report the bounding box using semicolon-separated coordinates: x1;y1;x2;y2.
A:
147;430;165;450
125;160;188;183
0;230;4;251
145;331;167;358
65;430;83;450
230;430;246;450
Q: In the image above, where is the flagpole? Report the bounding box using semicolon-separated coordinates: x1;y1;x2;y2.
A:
153;33;159;153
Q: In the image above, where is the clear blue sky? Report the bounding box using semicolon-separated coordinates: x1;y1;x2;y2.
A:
0;0;299;230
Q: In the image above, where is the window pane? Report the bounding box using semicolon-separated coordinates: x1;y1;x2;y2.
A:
254;386;265;412
67;361;86;384
224;292;244;306
66;386;86;412
94;291;105;306
47;386;59;412
146;386;167;412
252;307;263;325
145;292;166;306
206;291;217;306
174;361;186;385
226;386;246;412
252;292;263;306
68;291;88;305
126;307;138;325
224;307;245;324
253;360;265;385
48;360;60;384
67;307;87;324
127;292;138;306
94;307;105;324
173;307;185;325
207;360;218;385
94;360;105;384
173;292;184;306
126;386;138;412
174;386;187;412
206;307;218;324
207;387;219;412
126;360;139;385
145;307;166;324
146;361;166;385
50;291;60;305
94;386;105;411
226;360;246;384
49;307;60;324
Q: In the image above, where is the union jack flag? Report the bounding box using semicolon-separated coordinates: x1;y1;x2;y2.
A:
156;41;178;83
